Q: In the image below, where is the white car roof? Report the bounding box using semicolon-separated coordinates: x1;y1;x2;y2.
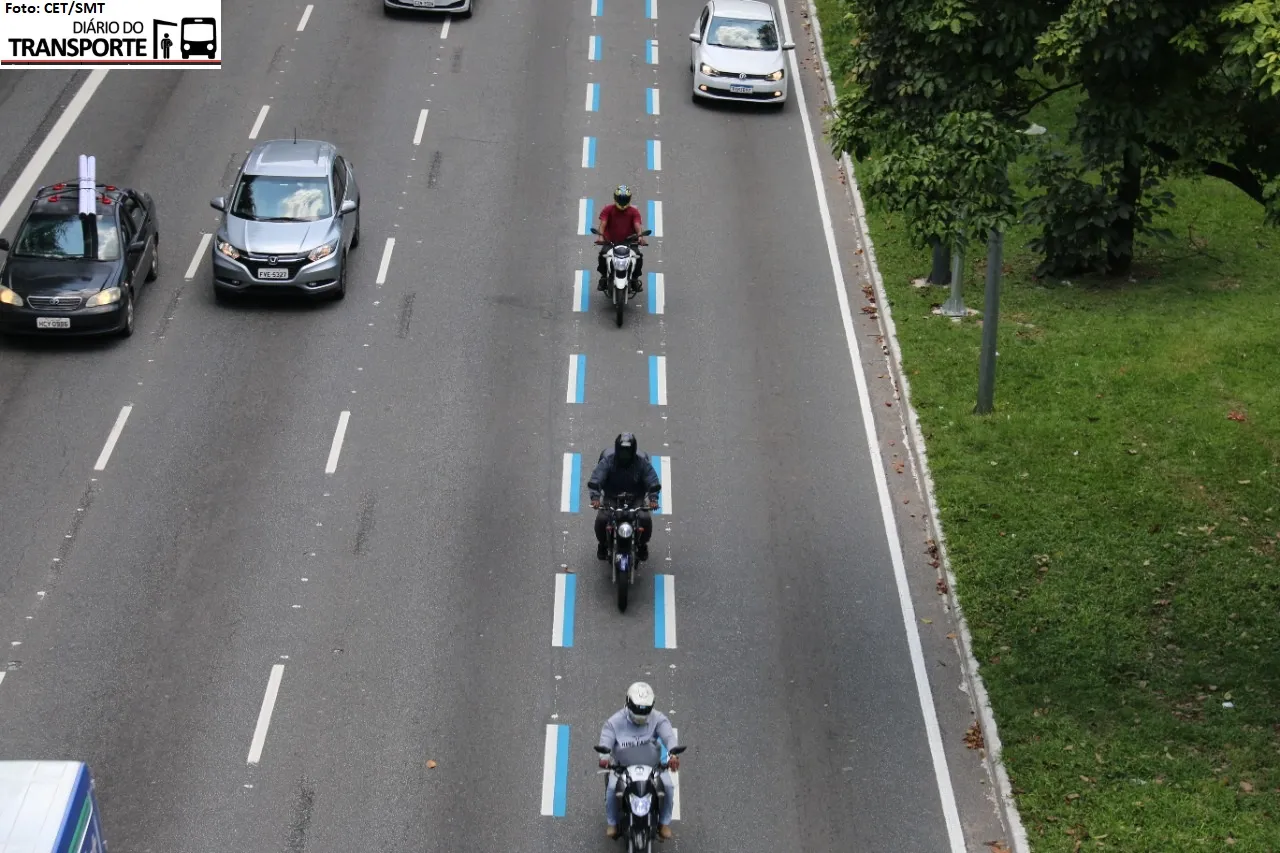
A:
711;0;775;21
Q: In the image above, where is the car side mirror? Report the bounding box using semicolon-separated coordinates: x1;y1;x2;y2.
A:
0;238;9;252
128;239;147;254
340;198;358;214
210;196;226;211
689;32;701;43
593;745;610;755
782;41;795;50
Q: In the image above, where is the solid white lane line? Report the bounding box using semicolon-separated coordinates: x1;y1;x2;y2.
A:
441;17;451;39
247;664;285;765
93;405;133;471
184;233;213;279
413;109;430;145
248;105;270;140
777;1;965;848
325;411;351;474
540;725;559;815
670;726;681;820
0;70;108;234
376;238;395;284
296;4;313;30
651;272;664;314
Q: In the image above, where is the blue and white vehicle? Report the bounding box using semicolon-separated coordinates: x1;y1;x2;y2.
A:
0;762;107;853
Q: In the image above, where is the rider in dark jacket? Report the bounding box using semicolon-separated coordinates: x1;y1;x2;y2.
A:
588;432;662;562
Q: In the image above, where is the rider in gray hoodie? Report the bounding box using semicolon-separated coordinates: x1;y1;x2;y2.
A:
597;681;680;841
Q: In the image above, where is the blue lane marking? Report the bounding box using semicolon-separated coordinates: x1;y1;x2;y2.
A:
645;0;655;19
562;573;576;646
646;199;656;232
652;455;665;514
561;452;582;513
573;354;587;404
648;355;660;405
591;83;601;112
646;39;657;64
576;270;590;311
646;88;656;115
646;139;656;170
591;0;602;15
585;136;597;168
655;575;667;647
646;272;657;314
589;34;601;61
554;725;570;816
580;198;595;235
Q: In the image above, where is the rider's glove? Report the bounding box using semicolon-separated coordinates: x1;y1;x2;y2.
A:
599;757;610;769
667;755;680;771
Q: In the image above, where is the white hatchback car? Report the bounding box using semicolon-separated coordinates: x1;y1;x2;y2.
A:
689;0;795;105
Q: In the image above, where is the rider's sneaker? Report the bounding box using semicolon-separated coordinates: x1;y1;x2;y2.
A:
637;543;649;561
658;825;673;841
605;826;619;839
631;278;644;292
597;543;609;561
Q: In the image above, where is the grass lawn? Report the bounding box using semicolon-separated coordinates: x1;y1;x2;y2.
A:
810;2;1280;850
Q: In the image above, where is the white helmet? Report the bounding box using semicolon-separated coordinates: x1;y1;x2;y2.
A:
625;682;655;725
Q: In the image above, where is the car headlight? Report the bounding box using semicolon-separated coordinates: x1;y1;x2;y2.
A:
766;68;784;81
0;286;23;307
216;240;240;260
307;240;338;262
85;287;122;307
698;63;717;75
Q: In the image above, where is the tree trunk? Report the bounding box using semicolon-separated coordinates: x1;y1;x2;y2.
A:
927;239;951;284
1107;146;1142;275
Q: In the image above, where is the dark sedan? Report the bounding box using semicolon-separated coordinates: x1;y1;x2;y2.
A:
0;182;159;338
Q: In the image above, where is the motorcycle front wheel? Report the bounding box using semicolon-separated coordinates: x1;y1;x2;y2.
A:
615;288;625;327
617;572;629;611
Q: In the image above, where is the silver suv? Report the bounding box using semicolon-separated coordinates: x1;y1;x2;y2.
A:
210;139;361;302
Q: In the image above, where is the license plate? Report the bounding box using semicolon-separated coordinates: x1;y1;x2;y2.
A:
257;268;289;280
412;0;435;6
36;317;71;329
730;84;753;93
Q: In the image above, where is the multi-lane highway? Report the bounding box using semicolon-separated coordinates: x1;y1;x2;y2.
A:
0;1;1012;850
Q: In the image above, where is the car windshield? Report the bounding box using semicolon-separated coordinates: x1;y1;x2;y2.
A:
11;213;121;261
230;175;331;222
707;16;779;50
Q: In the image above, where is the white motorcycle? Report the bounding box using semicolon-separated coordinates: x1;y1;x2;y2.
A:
592;227;652;327
595;742;687;851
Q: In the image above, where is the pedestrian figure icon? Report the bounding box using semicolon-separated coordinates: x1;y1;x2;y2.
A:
160;33;172;59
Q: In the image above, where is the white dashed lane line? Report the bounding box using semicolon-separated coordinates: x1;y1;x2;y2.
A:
413;109;430;146
93;405;133;472
441;17;450;40
296;4;313;31
248;105;270;140
246;664;285;765
375;238;396;285
184;233;212;280
325;411;351;474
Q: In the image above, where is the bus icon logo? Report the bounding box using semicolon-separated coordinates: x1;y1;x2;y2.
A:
152;17;218;62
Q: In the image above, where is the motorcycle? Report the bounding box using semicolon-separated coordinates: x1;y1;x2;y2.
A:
601;491;650;612
595;742;687;852
591;227;652;327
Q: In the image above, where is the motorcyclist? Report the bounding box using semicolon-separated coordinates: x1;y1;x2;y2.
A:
598;681;680;841
588;432;661;562
595;184;648;292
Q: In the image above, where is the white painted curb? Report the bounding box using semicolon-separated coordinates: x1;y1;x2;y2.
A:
802;3;1030;850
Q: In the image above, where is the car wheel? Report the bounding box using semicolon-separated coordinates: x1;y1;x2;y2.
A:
351;218;361;250
455;4;472;19
119;288;135;337
214;285;234;305
331;260;347;301
145;237;159;282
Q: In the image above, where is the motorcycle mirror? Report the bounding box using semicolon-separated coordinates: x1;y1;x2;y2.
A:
590;227;601;235
669;746;687;755
640;229;652;237
593;745;611;754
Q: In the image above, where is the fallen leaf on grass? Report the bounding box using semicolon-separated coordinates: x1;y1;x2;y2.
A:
427;760;438;769
1228;411;1247;422
963;721;985;750
1239;780;1254;793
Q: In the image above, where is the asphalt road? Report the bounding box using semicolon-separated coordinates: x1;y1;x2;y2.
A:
0;1;1007;851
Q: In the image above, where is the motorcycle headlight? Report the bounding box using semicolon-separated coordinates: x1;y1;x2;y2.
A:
629;793;653;817
216;240;240;260
307;240;338;262
766;68;784;81
85;287;122;307
698;63;717;75
0;286;23;307
617;522;634;538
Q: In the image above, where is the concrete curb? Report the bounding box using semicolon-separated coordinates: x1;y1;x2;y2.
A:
800;3;1030;850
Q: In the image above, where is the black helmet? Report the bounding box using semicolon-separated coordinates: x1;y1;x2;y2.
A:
614;432;638;466
613;184;632;207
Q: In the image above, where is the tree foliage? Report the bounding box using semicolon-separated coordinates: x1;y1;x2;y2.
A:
828;0;1280;277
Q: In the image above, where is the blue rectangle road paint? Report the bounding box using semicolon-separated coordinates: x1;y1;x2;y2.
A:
646;88;659;115
567;354;586;404
653;456;671;514
560;453;582;512
577;198;594;235
648;355;667;405
646;39;658;64
647;272;663;314
646;0;656;19
586;82;600;112
589;35;601;61
591;0;602;16
655;574;677;648
646;139;661;171
647;199;663;237
552;573;577;647
540;724;571;816
574;270;590;312
582;136;597;168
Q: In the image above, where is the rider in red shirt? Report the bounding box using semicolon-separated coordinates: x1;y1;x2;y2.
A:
596;185;648;291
